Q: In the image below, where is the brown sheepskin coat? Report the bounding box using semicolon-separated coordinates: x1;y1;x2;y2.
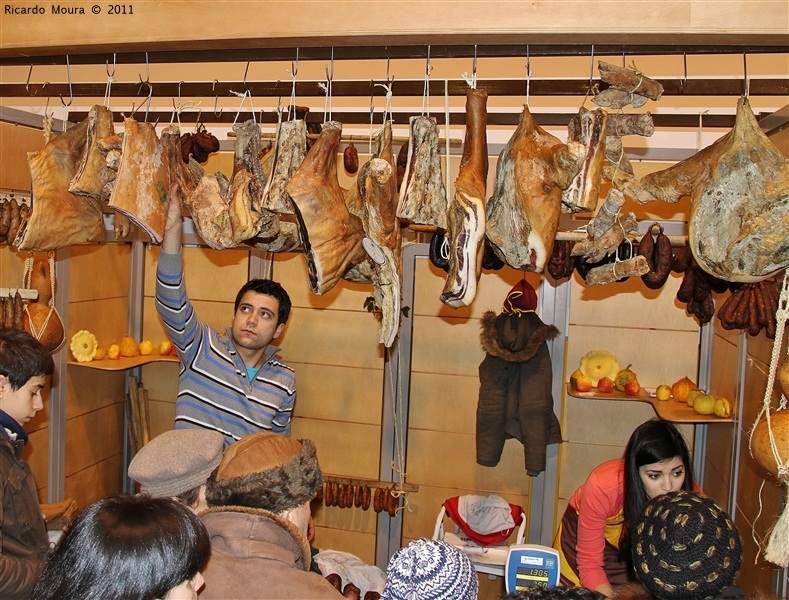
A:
477;310;562;476
199;506;341;599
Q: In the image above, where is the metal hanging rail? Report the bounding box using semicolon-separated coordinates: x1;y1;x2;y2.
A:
2;43;787;66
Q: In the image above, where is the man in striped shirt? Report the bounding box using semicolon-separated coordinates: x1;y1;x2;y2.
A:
155;188;296;446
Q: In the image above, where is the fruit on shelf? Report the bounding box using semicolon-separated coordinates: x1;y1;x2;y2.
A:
573;372;593;393
671;376;697;403
615;365;638;392
579;350;620;387
686;388;706;408
94;348;106;360
693;393;716;415
107;344;120;360
624;379;641;396
119;336;138;358
713;397;733;418
158;340;174;356
655;384;672;401
69;330;99;363
138;340;153;356
597;377;615;393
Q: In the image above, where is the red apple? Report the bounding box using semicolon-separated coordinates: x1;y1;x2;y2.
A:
597;377;614;393
574;374;593;393
158;340;174;356
625;379;641;396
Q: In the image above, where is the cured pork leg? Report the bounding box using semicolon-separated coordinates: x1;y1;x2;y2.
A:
358;121;403;346
396;116;448;229
161;125;198;208
189;119;273;249
109;118;170;244
18;118;104;250
261;119;306;214
688;97;789;281
287;121;366;295
561;107;607;214
486;104;585;272
69;105;115;197
440;89;489;308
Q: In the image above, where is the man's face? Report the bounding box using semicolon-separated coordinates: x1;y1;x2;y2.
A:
231;291;285;352
0;375;47;425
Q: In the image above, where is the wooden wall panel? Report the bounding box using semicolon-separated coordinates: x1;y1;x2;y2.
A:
0;121;40;191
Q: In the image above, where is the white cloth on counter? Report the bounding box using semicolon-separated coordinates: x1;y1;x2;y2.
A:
458;494;515;535
314;549;386;596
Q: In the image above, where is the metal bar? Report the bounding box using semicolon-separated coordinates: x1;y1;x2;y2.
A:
3;43;788;66
3;77;786;99
375;242;421;570
694;321;715;483
62;109;752;129
0;105;66;133
47;247;70;502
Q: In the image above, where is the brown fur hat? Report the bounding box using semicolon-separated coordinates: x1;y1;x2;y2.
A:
204;432;322;514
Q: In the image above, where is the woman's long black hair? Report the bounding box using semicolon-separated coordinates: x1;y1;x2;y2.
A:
32;494;210;600
620;419;694;557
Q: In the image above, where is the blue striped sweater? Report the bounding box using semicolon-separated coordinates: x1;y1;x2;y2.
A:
155;251;296;445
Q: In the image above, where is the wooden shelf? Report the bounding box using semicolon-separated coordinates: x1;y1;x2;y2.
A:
565;383;734;424
68;354;179;371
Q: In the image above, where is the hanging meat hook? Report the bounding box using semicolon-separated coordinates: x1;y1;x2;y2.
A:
525;45;532;106
104;53;116;107
132;52;153;122
25;64;48;97
231;62;255;126
287;48;299;121
59;55;73;108
422;45;432;116
742;53;750;98
320;47;334;123
212;80;223;118
679;52;688;95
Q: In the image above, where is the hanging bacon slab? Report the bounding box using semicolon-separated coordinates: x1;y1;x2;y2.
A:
486;104;586;273
161;125;198;208
440;89;489;308
188;119;272;249
287;121;366;295
688;97;789;281
357;121;403;346
396;116;448;229
69;105;116;197
108;118;169;244
17;118;104;251
561;107;608;214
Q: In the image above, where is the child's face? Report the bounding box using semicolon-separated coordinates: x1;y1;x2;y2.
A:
0;375;48;425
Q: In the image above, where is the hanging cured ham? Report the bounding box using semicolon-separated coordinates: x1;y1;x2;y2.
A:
486;104;586;273
108;118;170;244
161;125;199;208
69;105;116;198
440;88;489;308
357;120;403;346
287;121;366;295
561;107;608;214
189;119;273;250
634;97;788;282
17;118;104;251
396;116;448;229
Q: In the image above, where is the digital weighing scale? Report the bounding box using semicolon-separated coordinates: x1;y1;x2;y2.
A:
505;544;561;593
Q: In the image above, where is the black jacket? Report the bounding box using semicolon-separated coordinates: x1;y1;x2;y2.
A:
476;310;562;476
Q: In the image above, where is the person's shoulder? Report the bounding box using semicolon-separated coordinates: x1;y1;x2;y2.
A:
589;458;624;481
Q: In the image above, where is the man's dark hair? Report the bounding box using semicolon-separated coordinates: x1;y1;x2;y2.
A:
501;586;606;600
234;279;291;326
0;328;54;390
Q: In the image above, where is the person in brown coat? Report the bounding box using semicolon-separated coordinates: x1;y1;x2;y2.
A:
199;431;341;599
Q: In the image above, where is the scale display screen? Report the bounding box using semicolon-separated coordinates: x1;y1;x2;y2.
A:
505;544;561;593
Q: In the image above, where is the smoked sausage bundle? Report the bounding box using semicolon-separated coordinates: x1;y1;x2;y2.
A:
638;223;673;290
717;280;780;338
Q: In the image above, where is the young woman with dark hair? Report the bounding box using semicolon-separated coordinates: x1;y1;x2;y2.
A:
553;419;697;597
32;494;210;600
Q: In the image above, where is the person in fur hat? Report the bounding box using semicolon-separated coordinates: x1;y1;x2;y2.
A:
199;431;341;599
476;279;562;477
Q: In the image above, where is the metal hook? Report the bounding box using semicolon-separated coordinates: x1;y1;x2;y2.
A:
742;53;749;98
680;52;688;94
588;44;595;91
323;48;334;122
242;61;251;93
473;44;478;79
212;80;223;118
25;64;48;97
287;49;299;121
133;73;153;122
60;55;73;107
385;48;391;84
106;53;116;78
422;45;432;115
425;45;432;78
525;45;532;106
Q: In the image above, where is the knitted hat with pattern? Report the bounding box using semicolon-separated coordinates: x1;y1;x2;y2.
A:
382;538;478;600
632;490;742;600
